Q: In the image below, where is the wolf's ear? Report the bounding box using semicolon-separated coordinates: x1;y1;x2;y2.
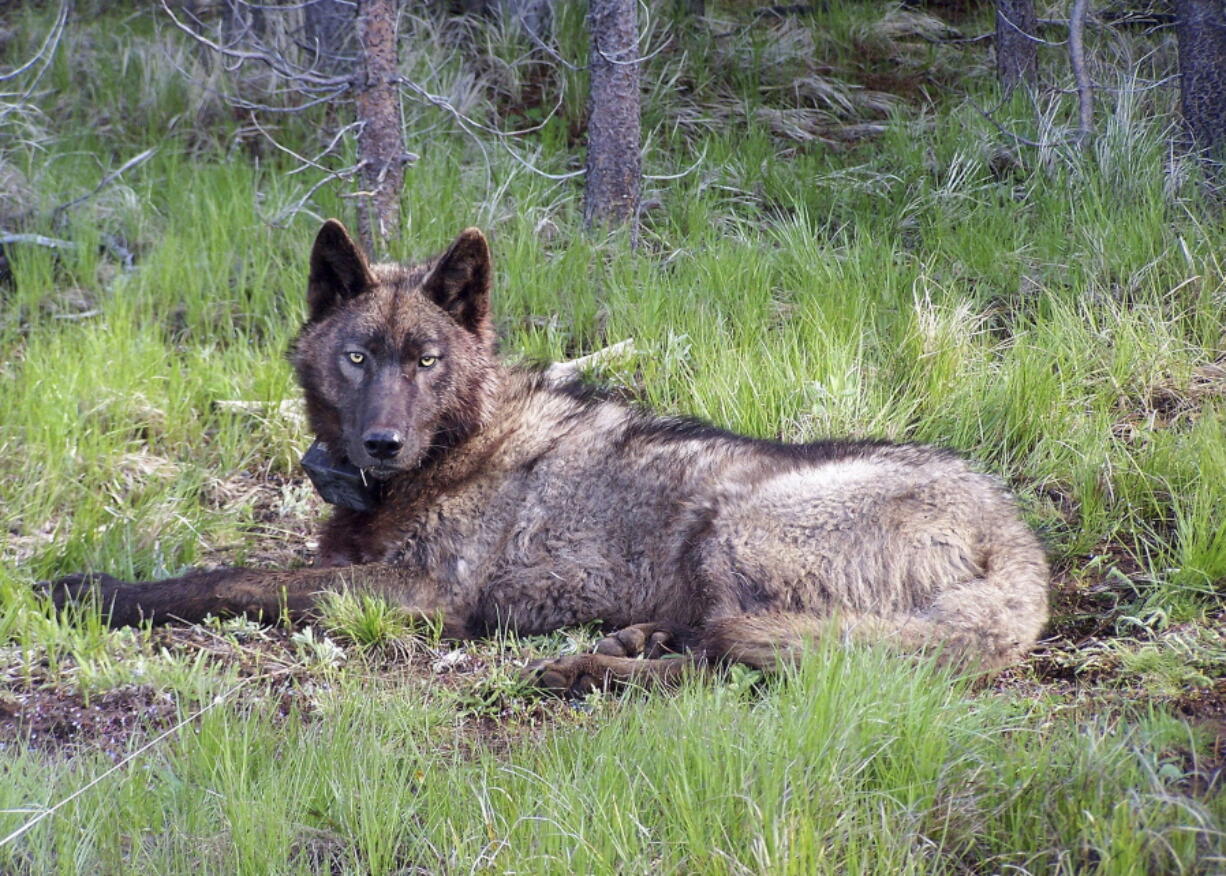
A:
307;219;375;322
422;228;491;334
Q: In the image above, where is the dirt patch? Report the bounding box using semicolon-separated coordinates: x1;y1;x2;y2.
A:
1167;715;1225;798
0;685;179;759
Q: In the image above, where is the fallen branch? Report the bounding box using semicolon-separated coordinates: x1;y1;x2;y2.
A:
215;398;307;426
545;338;638;383
0;232;77;250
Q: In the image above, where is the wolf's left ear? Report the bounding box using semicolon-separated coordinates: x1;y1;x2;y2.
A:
422;228;491;334
307;219;376;323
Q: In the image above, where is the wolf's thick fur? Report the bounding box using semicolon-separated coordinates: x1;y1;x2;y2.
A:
50;221;1049;694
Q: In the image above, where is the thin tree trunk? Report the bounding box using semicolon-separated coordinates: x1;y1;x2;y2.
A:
583;0;641;238
1069;0;1093;145
1174;0;1226;179
355;0;406;254
995;0;1038;93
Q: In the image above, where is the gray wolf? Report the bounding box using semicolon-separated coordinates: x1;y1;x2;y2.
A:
48;220;1049;695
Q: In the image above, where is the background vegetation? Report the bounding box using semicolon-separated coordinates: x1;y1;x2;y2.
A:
0;0;1222;871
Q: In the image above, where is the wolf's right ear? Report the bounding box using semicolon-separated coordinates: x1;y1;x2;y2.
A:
307;219;375;323
422;228;491;335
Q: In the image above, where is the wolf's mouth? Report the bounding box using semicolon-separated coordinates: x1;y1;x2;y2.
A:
300;440;386;511
362;464;399;482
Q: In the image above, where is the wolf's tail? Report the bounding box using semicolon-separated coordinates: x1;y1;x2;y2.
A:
698;526;1049;673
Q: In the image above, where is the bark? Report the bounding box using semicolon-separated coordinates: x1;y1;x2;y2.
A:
995;0;1038;93
1174;0;1226;176
583;0;641;238
355;0;406;254
1069;0;1093;145
303;0;354;74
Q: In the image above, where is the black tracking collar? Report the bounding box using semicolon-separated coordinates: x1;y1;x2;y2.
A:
300;440;385;512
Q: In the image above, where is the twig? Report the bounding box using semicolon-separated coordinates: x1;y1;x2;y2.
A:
50;148;158;225
0;232;77;250
1048;75;1178;96
938;32;994;45
391;74;585;181
644;146;708;181
1069;0;1093;146
0;2;68;84
161;0;349;89
968;99;1044;148
998;8;1067;46
713;4;821;39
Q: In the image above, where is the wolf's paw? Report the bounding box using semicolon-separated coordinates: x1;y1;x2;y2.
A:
595;621;692;659
38;572;131;612
522;654;611;698
522;652;692;697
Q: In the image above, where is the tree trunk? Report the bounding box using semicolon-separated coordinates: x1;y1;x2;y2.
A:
583;0;641;238
304;0;353;74
1174;0;1226;178
995;0;1038;93
355;0;406;254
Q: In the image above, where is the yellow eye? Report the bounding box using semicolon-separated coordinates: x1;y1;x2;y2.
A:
346;352;365;365
418;355;437;368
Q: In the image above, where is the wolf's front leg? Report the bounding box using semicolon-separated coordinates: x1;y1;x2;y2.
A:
43;564;473;634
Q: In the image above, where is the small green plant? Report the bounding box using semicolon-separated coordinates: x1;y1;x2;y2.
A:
315;591;442;651
290;625;347;670
453;659;540;718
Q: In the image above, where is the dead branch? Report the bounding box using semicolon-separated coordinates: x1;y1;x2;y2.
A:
545;338;638;382
968;98;1045;148
215;398;308;426
50;148;158;224
0;232;138;273
0;232;77;250
161;0;348;90
998;8;1067;46
0;2;68;85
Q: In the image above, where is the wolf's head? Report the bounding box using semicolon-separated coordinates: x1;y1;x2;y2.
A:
290;220;500;479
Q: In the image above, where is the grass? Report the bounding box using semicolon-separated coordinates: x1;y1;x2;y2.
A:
1;0;1224;872
0;644;1218;873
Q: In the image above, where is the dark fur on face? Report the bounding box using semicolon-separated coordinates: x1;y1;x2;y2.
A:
290;221;500;476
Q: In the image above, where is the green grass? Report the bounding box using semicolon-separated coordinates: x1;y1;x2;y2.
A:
0;645;1218;873
1;0;1224;871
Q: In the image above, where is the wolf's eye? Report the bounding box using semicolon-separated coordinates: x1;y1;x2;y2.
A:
418;355;438;368
346;352;365;365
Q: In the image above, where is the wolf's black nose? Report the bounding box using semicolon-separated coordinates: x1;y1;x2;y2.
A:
363;430;404;460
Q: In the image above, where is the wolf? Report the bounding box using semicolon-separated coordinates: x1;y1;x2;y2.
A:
48;220;1049;695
